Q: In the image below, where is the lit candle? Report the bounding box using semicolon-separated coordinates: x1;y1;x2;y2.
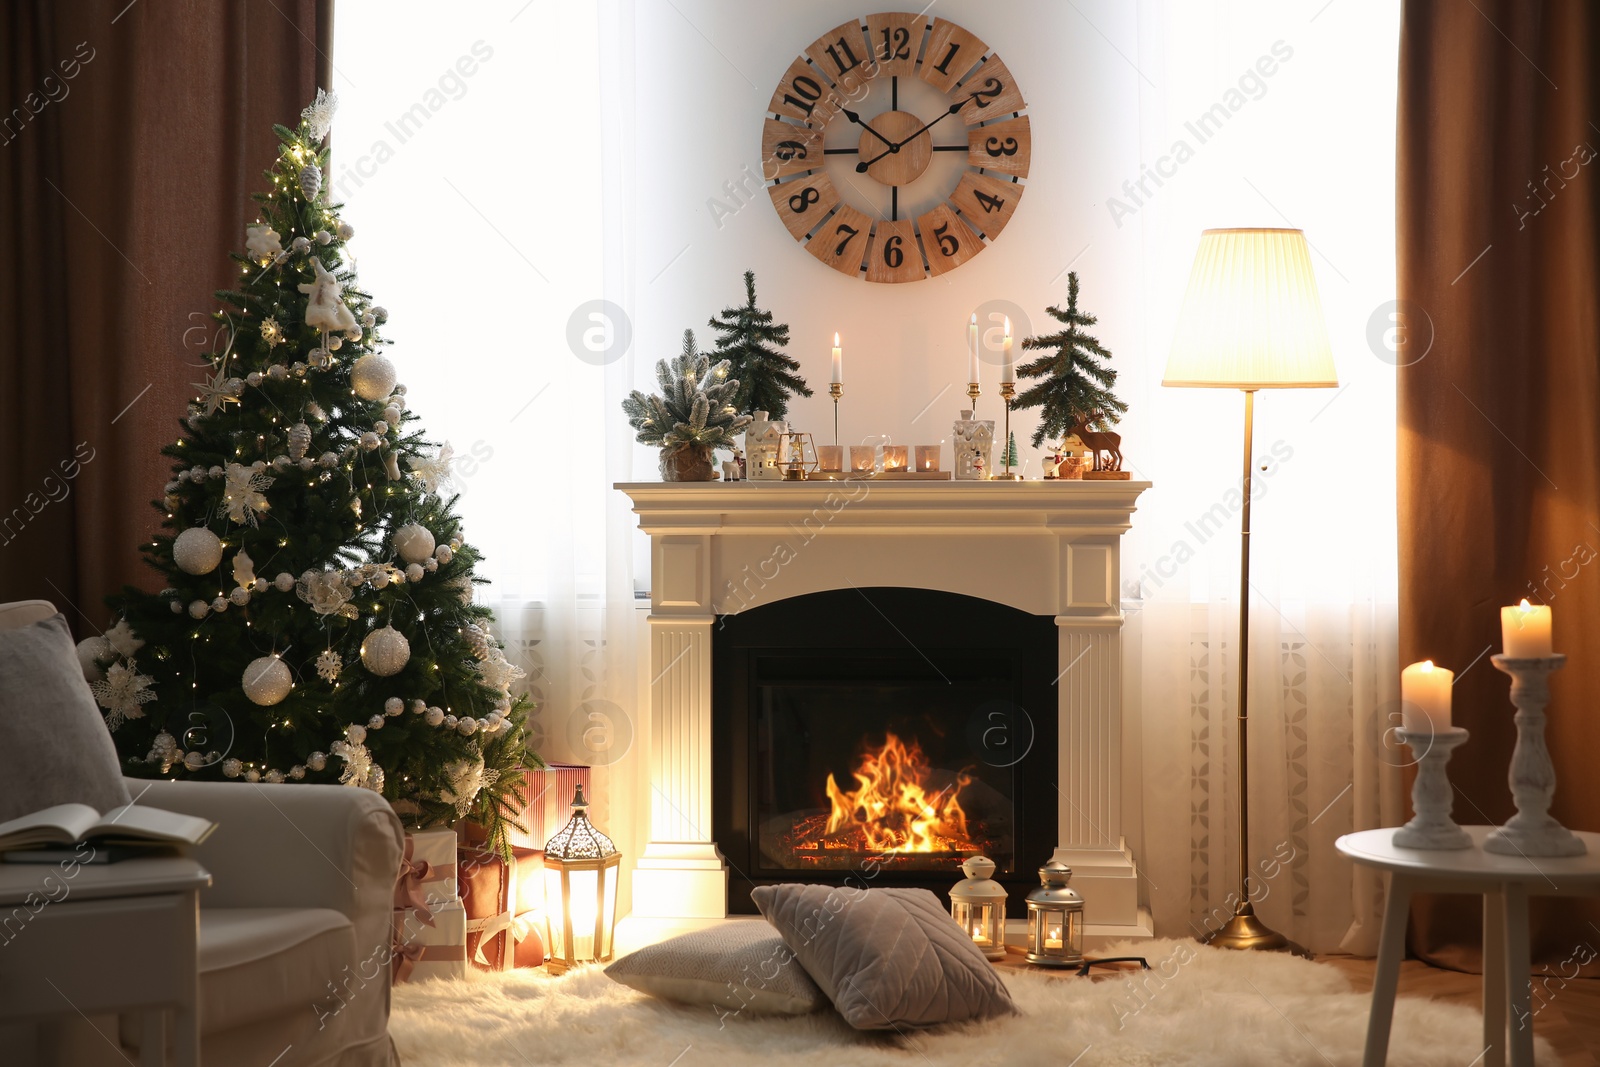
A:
915;445;940;472
831;333;842;385
967;313;979;385
1400;659;1453;734
1044;922;1062;950
882;445;908;471
1501;598;1553;657
1001;317;1015;385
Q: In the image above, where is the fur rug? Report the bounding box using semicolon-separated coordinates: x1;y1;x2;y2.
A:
390;939;1556;1067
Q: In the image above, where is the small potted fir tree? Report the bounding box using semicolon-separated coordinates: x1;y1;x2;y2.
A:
623;330;752;481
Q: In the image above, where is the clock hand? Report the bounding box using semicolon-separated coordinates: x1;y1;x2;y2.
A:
841;108;897;150
855;102;965;172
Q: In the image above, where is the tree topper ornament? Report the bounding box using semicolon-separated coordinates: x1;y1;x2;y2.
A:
298;259;358;333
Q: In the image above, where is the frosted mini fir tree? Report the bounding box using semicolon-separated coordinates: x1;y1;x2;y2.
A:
623;330;752;481
707;270;812;420
1013;273;1128;447
93;92;537;852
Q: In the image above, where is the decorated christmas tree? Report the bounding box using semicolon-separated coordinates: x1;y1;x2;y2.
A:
623;330;751;481
87;93;536;852
1014;273;1127;447
707;270;812;420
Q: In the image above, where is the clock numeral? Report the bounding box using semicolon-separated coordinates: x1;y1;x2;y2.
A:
788;186;821;213
968;77;1004;110
974;190;1006;214
882;234;905;269
833;223;860;258
782;74;824;118
773;140;809;162
824;37;861;76
984;136;1019;157
932;41;961;75
879;26;911;61
932;221;960;257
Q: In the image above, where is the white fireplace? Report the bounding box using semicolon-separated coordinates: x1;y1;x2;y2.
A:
616;478;1153;944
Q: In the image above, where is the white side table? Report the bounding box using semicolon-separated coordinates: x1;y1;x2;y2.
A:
1337;825;1600;1067
0;855;211;1067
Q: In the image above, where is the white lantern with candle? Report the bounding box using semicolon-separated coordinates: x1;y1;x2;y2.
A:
543;785;621;973
949;856;1007;960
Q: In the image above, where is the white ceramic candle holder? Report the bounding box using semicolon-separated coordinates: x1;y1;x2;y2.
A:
1486;654;1586;856
1392;726;1471;849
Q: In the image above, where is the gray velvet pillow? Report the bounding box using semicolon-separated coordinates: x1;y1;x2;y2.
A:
605;920;827;1017
751;884;1018;1030
0;614;131;823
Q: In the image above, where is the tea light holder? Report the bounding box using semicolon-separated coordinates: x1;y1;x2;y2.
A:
882;445;908;472
1024;860;1084;967
816;444;844;472
1485;654;1586;856
849;445;876;473
1391;726;1471;850
915;445;941;472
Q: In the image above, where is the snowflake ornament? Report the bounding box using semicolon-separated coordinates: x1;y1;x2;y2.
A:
301;89;338;143
260;315;285;348
315;649;342;683
439;757;499;818
222;462;274;525
191;368;241;418
104;619;144;660
92;661;156;731
407;443;456;496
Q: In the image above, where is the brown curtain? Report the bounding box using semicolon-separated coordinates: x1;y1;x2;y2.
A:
1399;0;1600;973
0;0;333;626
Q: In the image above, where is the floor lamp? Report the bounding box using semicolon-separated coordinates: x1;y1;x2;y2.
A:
1163;228;1337;954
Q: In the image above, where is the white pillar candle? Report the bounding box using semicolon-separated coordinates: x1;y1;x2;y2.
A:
1501;599;1553;657
968;313;979;385
831;333;842;385
1001;317;1015;385
1400;659;1453;734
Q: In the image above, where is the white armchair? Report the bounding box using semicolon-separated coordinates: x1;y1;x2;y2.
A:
0;601;404;1066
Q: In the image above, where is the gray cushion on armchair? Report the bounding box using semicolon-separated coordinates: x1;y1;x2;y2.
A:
0;612;131;823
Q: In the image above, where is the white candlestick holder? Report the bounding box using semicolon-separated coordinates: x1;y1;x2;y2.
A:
1392;727;1471;849
1486;654;1587;857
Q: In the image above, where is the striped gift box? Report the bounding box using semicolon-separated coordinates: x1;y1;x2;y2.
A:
507;763;591;850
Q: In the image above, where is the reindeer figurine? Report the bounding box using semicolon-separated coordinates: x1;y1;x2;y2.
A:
1066;412;1123;473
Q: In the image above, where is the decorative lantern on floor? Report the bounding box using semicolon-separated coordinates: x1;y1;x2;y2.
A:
543;785;621;973
949;855;1008;960
1024;860;1085;967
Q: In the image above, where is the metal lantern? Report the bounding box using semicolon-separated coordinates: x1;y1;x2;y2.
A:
1024;860;1085;967
950;855;1008;960
543;785;621;973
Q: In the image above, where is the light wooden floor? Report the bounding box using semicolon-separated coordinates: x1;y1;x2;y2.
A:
1320;955;1600;1067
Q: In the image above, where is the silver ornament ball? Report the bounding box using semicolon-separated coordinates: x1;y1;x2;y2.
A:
350;353;397;401
243;656;293;706
359;625;410;677
173;527;223;575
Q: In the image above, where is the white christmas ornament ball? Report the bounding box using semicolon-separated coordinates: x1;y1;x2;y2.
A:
350;353;397;401
367;714;385;730
345;723;367;744
222;758;243;779
265;769;285;784
173;527;223;575
243;656;293;706
307;751;327;772
245;768;261;783
184;751;206;771
274;572;295;592
170;599;184;614
230;586;251;606
394;524;435;564
382;404;401;425
360;625;410;676
384;696;404;716
435;544;453;565
406;563;425;583
289;765;306;780
76;636;111;681
210;597;229;614
424;706;445;726
188;600;208;619
457;717;478;736
337;221;355;240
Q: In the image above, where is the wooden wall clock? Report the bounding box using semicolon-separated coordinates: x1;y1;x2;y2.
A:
763;13;1031;283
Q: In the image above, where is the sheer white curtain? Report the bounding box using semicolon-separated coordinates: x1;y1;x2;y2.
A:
330;1;643;869
1123;0;1403;953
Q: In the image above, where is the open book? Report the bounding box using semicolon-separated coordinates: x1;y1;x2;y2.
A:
0;803;215;853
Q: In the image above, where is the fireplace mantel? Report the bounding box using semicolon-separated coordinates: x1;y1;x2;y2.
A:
617;480;1153;941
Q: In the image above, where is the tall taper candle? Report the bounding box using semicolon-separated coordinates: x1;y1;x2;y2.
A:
1001;317;1015;385
831;333;842;385
968;313;979;384
1501;598;1553;657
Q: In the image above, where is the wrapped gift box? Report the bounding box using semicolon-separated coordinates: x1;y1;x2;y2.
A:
458;845;547;971
507;764;590;850
394;900;467;983
404;828;459;908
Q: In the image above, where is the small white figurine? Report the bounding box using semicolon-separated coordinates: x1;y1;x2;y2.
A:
298;259;358;333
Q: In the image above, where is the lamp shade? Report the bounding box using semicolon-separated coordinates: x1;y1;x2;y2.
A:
1163;228;1337;389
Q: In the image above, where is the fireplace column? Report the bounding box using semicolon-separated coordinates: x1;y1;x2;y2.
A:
630;535;729;918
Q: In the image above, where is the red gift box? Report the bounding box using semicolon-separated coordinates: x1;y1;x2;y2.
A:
458;845;546;971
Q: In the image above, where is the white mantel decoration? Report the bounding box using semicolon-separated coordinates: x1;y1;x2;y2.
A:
617;480;1153;940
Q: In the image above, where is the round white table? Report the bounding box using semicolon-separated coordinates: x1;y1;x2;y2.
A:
1336;825;1600;1067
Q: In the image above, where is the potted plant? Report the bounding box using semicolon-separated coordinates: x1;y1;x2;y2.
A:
623;330;752;482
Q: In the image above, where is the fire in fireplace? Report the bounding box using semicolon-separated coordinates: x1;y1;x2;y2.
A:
714;587;1060;913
